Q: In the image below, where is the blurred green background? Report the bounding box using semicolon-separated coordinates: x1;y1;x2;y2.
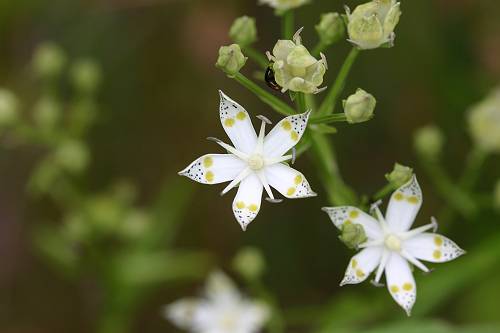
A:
1;0;499;332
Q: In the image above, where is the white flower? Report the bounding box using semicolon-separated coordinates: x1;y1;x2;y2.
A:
267;28;327;94
179;91;316;230
323;176;465;315
259;0;310;12
164;271;269;333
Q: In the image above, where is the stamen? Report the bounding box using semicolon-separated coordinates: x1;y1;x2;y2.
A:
293;27;304;44
370;200;389;232
320;52;328;70
266;198;283;203
314;86;328;94
370;280;385;288
401;250;429;272
358;239;383;249
265;51;274;62
264;154;293;165
207;137;249;161
220;168;251;196
374;250;389;283
291;147;296;164
254;115;270;154
399;219;438;240
256;172;275;200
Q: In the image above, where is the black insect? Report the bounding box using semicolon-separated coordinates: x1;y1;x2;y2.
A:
265;64;281;91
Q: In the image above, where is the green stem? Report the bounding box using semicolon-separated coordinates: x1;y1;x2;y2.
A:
372;183;396;201
244;46;269;69
295;92;307;113
312;41;327;58
318;47;360;116
234;73;295;116
460;147;488;190
282;10;295;40
310;113;347;124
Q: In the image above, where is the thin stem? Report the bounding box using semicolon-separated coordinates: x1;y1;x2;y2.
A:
318;47;360;116
243;46;269;69
295;92;307;113
312;41;327;58
233;73;295;116
309;113;348;124
460;147;488;190
372;183;396;201
282;10;295;40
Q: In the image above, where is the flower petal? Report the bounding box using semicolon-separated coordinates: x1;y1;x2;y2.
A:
385;175;422;232
179;154;246;184
385;253;416;315
341;246;383;285
404;232;465;263
264;163;316;198
232;173;263;230
322;206;383;239
219;91;257;154
204;271;240;303
263;111;310;158
164;298;201;330
272;40;296;61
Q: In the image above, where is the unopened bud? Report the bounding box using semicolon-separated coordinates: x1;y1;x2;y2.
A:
0;88;19;127
33;96;61;131
385;163;413;188
71;59;101;95
32;42;66;79
343;88;376;124
414;125;444;158
315;12;345;46
232;246;265;280
229;16;257;47
215;44;247;78
339;223;367;249
54;140;90;173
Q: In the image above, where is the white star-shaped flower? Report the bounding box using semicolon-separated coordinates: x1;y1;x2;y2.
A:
179;91;316;230
323;176;465;315
164;271;269;333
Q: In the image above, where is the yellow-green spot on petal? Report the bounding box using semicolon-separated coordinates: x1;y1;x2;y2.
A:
394;192;404;201
403;283;413;291
224;118;235;127
203;156;213;168
433;250;442;260
236;111;246;120
294;174;303;185
349;210;359;219
352;259;358;268
407;196;419;204
236;201;245;209
344;219;352;226
282;120;292;131
390;285;400;293
248;204;258;212
205;171;214;182
434;236;443;246
287;187;296;196
355;269;365;278
290;130;299;141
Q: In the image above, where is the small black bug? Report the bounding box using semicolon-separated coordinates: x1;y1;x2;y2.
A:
265;64;281;91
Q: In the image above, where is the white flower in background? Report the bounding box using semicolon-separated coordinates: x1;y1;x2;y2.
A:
345;0;402;50
267;28;327;94
259;0;310;12
323;176;465;315
179;91;316;230
164;271;269;333
467;86;500;153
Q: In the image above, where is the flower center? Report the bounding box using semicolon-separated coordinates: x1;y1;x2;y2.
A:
384;234;402;252
248;154;265;170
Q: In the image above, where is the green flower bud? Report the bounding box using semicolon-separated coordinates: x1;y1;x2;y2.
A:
259;0;310;11
86;195;122;233
71;59;101;95
269;29;327;94
229;16;257;47
494;181;500;211
33;96;61;131
343;88;376;123
0;88;19;128
232;246;265;280
120;210;150;240
215;44;247;78
339;223;367;249
32;42;66;79
385;163;413;188
467;87;500;153
315;12;345;46
54;140;90;173
414;125;444;158
346;0;402;50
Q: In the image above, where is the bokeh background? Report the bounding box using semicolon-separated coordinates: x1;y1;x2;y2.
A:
1;0;500;332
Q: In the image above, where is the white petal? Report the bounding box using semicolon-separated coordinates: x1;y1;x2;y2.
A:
205;271;240;303
164;298;201;330
237;301;270;332
179;154;246;184
322;206;383;239
263;111;310;158
385;253;416;316
264;163;316;199
341;246;383;285
404;232;465;263
232;173;263;230
385;176;422;232
219;91;257;154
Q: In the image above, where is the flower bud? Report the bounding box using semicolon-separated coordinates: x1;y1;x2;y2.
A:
33;96;61;131
215;44;247;78
467;87;500;153
229;16;257;47
259;0;310;12
269;29;327;94
346;0;402;50
0;88;19;128
339;223;367;249
343;88;376;123
232;246;265;281
54;140;90;173
315;12;345;46
32;42;66;79
414;125;444;158
385;163;413;188
71;59;101;95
